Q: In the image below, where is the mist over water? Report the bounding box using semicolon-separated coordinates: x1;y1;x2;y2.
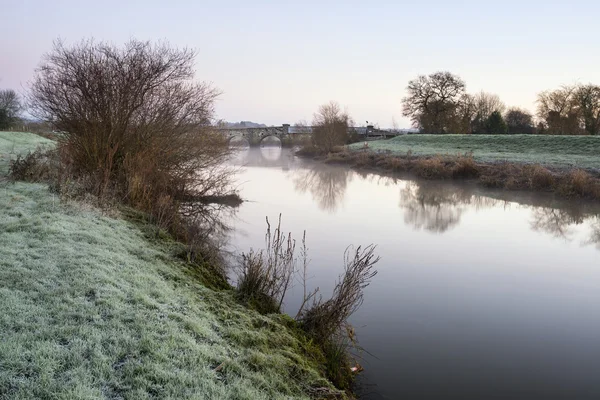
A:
227;147;600;400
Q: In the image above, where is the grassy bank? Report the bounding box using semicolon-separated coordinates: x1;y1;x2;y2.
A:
350;134;600;170
0;131;54;172
0;132;341;399
318;149;600;201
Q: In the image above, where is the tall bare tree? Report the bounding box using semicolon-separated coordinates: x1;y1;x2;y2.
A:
505;108;534;134
312;101;353;152
573;84;600;135
536;85;581;135
0;89;22;129
471;91;506;133
401;71;466;134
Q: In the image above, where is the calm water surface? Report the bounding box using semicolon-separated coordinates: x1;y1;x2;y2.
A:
226;147;600;400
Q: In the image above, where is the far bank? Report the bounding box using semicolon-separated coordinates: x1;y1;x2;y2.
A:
297;134;600;201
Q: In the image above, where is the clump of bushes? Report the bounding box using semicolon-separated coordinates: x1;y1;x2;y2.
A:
413;156;449;179
558;169;600;198
22;38;242;274
236;215;296;314
9;149;55;182
451;155;480;179
525;164;555;190
235;216;380;391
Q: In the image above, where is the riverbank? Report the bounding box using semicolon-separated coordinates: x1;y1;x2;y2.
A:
0;132;344;399
297;145;600;202
350;134;600;170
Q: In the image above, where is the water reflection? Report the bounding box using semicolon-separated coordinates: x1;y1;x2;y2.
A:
227;148;600;399
291;166;352;212
399;182;468;233
586;218;600;249
229;145;296;169
396;179;600;247
529;207;584;240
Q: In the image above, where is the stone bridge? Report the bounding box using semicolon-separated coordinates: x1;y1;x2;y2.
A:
218;124;408;146
219;125;293;146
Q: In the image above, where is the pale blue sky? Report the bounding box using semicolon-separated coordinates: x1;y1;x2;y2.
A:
2;0;598;127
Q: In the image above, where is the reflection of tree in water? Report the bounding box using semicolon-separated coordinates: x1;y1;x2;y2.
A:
585;218;600;249
292;166;352;212
530;207;600;248
529;207;585;240
398;181;500;233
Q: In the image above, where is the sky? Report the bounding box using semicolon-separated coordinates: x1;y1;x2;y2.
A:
2;0;599;128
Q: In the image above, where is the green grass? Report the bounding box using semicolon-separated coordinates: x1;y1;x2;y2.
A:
0;132;335;399
351;134;600;169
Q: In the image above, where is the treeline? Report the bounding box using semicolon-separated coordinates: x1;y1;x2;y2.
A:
401;71;600;135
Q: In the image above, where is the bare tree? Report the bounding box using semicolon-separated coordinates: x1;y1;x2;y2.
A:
401;71;467;134
536;85;581;135
505;107;534;134
452;93;477;134
471;91;506;133
312;101;353;152
573;84;600;135
28;39;230;208
0;89;22;129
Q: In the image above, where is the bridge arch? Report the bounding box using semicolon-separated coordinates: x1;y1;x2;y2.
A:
259;134;282;147
228;134;250;148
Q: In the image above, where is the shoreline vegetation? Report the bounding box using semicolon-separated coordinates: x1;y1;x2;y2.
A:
1;130;361;399
296;136;600;202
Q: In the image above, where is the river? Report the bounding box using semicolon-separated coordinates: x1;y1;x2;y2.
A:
226;146;600;400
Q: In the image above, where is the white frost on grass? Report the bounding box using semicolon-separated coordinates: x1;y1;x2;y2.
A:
351;134;600;169
0;133;332;399
0;131;55;172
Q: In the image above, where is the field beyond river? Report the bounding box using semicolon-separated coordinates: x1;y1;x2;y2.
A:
351;134;600;170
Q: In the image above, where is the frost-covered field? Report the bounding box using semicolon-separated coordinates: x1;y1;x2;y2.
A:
0;132;330;399
0;131;54;172
351;134;600;169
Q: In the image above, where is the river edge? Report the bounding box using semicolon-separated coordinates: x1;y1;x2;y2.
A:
0;132;351;399
296;147;600;203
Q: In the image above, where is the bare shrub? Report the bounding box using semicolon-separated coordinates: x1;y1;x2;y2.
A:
525;165;555;190
28;39;238;273
353;152;372;168
295;144;323;158
298;245;379;344
504;176;519;190
377;156;409;172
412;156;449;179
558;169;598;197
9;149;56;182
28;39;232;207
312;102;353;152
236;215;297;314
451;155;479;179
